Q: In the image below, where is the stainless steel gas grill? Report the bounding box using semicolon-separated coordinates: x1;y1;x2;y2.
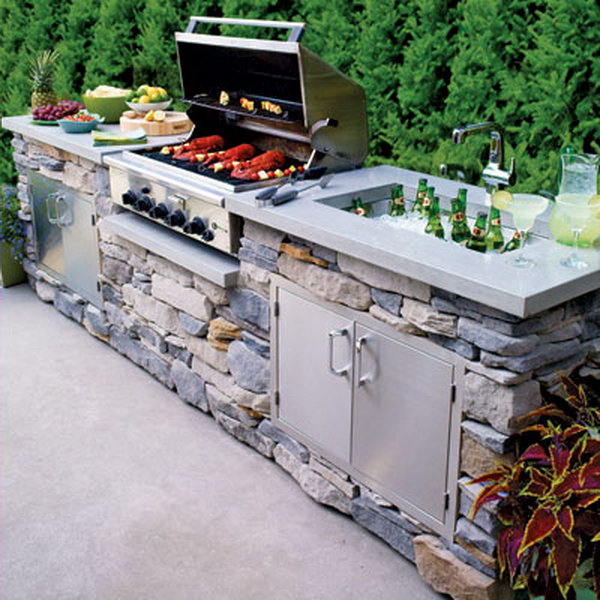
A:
105;16;368;255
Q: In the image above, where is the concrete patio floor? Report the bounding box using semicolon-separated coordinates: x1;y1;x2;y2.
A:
0;283;445;600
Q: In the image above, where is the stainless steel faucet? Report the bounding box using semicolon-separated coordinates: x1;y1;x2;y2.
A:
452;121;516;191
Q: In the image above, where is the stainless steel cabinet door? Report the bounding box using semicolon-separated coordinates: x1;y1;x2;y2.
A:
59;189;101;305
276;288;353;462
352;324;454;523
29;171;65;279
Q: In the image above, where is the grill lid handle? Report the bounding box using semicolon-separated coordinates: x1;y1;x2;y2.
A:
185;16;306;42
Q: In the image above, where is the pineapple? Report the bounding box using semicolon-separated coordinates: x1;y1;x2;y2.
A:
30;50;59;108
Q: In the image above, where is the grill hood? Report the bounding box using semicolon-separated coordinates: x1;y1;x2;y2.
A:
175;17;369;171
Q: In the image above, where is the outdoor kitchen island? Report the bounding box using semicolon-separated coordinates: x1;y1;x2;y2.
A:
4;118;600;600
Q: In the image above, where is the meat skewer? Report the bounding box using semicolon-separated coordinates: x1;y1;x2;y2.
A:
172;135;225;161
230;150;285;180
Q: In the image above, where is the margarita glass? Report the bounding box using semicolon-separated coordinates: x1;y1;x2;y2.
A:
556;194;600;269
492;191;548;268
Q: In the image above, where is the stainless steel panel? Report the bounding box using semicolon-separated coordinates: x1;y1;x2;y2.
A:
28;170;65;279
277;287;353;462
352;324;454;523
60;189;101;305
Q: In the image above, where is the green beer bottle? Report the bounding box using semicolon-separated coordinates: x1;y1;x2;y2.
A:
413;178;428;215
501;230;522;253
422;186;435;219
388;184;406;216
424;196;445;239
467;211;488;253
450;198;470;244
351;197;370;217
457;188;468;213
485;206;504;251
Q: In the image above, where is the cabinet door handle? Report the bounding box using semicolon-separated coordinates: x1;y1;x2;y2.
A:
45;192;59;224
56;195;73;227
328;328;349;376
356;335;372;386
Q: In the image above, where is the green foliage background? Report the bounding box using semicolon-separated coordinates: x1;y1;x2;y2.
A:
0;0;598;192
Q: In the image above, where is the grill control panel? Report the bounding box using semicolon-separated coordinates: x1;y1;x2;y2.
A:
109;167;240;255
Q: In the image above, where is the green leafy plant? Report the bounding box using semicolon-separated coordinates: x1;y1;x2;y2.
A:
0;184;26;263
470;372;600;600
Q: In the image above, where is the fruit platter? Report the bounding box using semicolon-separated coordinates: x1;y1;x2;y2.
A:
31;100;85;125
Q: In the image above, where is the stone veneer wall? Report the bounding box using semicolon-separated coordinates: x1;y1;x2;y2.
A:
12;133;600;600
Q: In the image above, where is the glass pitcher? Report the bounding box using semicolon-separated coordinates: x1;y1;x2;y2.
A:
549;153;600;247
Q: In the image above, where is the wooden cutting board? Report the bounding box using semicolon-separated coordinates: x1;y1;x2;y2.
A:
119;110;192;136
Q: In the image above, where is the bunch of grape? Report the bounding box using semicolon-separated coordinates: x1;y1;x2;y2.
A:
33;100;85;121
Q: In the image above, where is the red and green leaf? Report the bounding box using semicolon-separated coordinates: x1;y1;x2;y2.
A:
551;528;581;598
468;467;509;487
550;445;573;479
521;467;552;497
468;483;506;518
519;443;549;462
518;507;558;556
556;506;574;539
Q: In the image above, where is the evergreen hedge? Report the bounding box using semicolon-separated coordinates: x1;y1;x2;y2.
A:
0;0;598;193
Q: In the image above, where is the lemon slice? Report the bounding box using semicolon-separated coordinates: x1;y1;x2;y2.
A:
144;110;155;122
153;110;166;122
492;190;513;211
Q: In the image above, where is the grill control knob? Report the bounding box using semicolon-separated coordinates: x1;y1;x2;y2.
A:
135;195;154;212
165;209;186;227
141;186;151;194
121;190;136;205
183;217;207;235
201;229;215;242
148;203;169;219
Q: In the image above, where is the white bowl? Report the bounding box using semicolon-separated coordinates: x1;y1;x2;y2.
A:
126;99;172;114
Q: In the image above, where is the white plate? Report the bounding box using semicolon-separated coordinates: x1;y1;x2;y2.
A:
126;100;172;114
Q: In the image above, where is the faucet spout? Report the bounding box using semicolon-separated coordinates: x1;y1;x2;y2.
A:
451;121;516;191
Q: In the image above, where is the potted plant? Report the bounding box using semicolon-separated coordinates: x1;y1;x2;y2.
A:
470;369;600;600
0;184;27;287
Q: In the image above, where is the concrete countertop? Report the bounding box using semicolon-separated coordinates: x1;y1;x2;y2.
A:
1;115;189;165
226;166;599;318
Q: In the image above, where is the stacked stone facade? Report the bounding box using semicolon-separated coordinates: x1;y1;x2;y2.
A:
11;133;600;600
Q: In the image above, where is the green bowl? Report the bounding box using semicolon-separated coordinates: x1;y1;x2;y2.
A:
82;94;128;124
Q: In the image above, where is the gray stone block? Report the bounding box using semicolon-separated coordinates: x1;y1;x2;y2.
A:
450;543;496;579
206;384;260;427
258;420;309;462
171;360;208;411
450;293;521;323
371;288;403;316
109;327;148;367
95;167;111;197
227;340;270;393
481;338;582;373
35;280;56;303
145;353;173;388
298;467;352;515
102;284;123;307
458;318;540;356
455;517;496;557
102;256;133;286
241;330;270;358
238;247;278;272
311;244;337;265
534;351;586;387
13;152;39;170
214;411;275;457
54;291;84;323
139;326;167;353
565;289;600;319
243;220;286;250
37;155;64;171
179;312;208;337
240;237;279;262
482;307;565;337
229;288;270;331
539;321;583;343
216;306;269;341
351;496;416;561
429;333;480;360
581;317;600;341
84;305;109;336
461;420;513;454
168;345;192;367
466;360;532;386
273;443;304;480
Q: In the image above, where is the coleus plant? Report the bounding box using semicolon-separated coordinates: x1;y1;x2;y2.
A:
470;371;600;600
